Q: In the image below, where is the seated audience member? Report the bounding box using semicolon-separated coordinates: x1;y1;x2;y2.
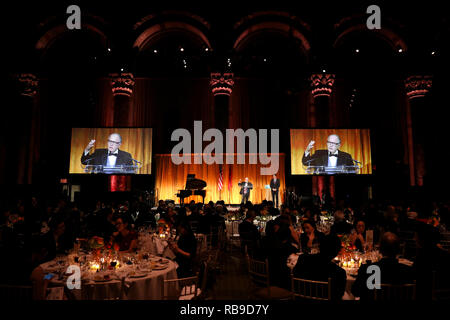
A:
41;217;72;262
383;205;400;234
414;222;450;300
99;208;117;240
111;216;138;253
266;224;299;289
293;234;346;300
330;210;353;235
169;222;197;277
275;214;300;247
351;232;415;300
350;220;370;252
300;220;324;254
239;210;261;255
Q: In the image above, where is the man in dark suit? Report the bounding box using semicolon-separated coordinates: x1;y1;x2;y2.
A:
270;174;280;208
302;134;354;173
293;234;346;300
238;177;253;204
351;232;415;300
81;133;133;173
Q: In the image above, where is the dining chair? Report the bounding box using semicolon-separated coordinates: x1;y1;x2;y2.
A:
290;274;332;301
432;270;450;301
401;239;418;259
0;284;33;301
246;255;292;300
440;232;450;241
373;281;416;300
83;278;125;300
439;240;450;251
195;234;206;257
196;261;209;299
162;274;200;300
228;220;242;254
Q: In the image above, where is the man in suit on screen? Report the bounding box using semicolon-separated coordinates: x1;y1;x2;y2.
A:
81;133;134;172
302;134;354;171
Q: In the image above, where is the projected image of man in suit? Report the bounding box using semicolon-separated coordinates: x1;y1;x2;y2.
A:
81;133;134;172
302;134;354;170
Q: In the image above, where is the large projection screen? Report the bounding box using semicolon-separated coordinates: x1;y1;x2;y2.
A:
290;129;372;175
69;128;152;174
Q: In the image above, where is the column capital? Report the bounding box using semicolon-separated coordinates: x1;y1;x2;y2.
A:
110;73;135;97
210;72;234;96
310;73;335;98
15;73;39;97
405;75;432;99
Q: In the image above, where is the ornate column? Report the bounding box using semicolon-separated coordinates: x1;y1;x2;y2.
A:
14;73;39;184
404;75;432;187
309;73;336;200
210;72;234;130
109;72;135;191
110;72;135;127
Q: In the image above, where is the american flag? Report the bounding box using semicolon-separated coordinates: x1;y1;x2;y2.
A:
218;165;223;191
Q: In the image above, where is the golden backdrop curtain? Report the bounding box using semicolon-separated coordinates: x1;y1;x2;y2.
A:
69;128;152;174
290;129;372;174
155;153;286;204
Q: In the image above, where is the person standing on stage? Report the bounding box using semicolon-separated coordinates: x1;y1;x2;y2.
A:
270;174;280;208
238;177;253;204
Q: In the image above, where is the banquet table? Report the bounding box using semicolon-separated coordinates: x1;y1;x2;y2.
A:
286;252;414;300
40;254;178;300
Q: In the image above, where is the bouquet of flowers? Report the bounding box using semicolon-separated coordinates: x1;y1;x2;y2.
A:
338;234;356;253
88;236;105;250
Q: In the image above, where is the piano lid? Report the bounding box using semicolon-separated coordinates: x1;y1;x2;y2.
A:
185;174;206;190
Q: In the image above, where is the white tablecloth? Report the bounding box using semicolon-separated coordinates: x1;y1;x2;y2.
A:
41;256;178;300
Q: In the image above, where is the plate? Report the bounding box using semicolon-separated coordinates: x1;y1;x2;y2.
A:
152;264;168;270
129;273;147;278
93;278;112;282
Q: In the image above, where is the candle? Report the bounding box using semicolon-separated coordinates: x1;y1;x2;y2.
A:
90;263;100;271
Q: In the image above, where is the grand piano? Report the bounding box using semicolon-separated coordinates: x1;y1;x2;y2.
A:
176;174;207;204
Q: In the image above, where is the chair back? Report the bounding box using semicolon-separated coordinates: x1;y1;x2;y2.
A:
401;239;418;259
432;270;450;300
195;234;206;256
246;255;270;288
290;275;331;301
440;232;450;241
373;282;416;300
0;284;32;301
198;261;209;298
162;275;199;300
189;220;199;233
439;240;450;251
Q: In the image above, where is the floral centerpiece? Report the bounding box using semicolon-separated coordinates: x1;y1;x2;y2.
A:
338;234;357;253
88;236;105;251
227;211;244;221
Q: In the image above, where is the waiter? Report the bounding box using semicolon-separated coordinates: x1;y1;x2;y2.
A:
238;177;253;204
270;174;280;208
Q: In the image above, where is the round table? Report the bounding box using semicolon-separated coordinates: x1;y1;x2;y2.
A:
287;253;414;300
40;256;178;300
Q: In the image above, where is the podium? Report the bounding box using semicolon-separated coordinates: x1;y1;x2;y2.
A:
304;165;361;174
82;164;141;174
